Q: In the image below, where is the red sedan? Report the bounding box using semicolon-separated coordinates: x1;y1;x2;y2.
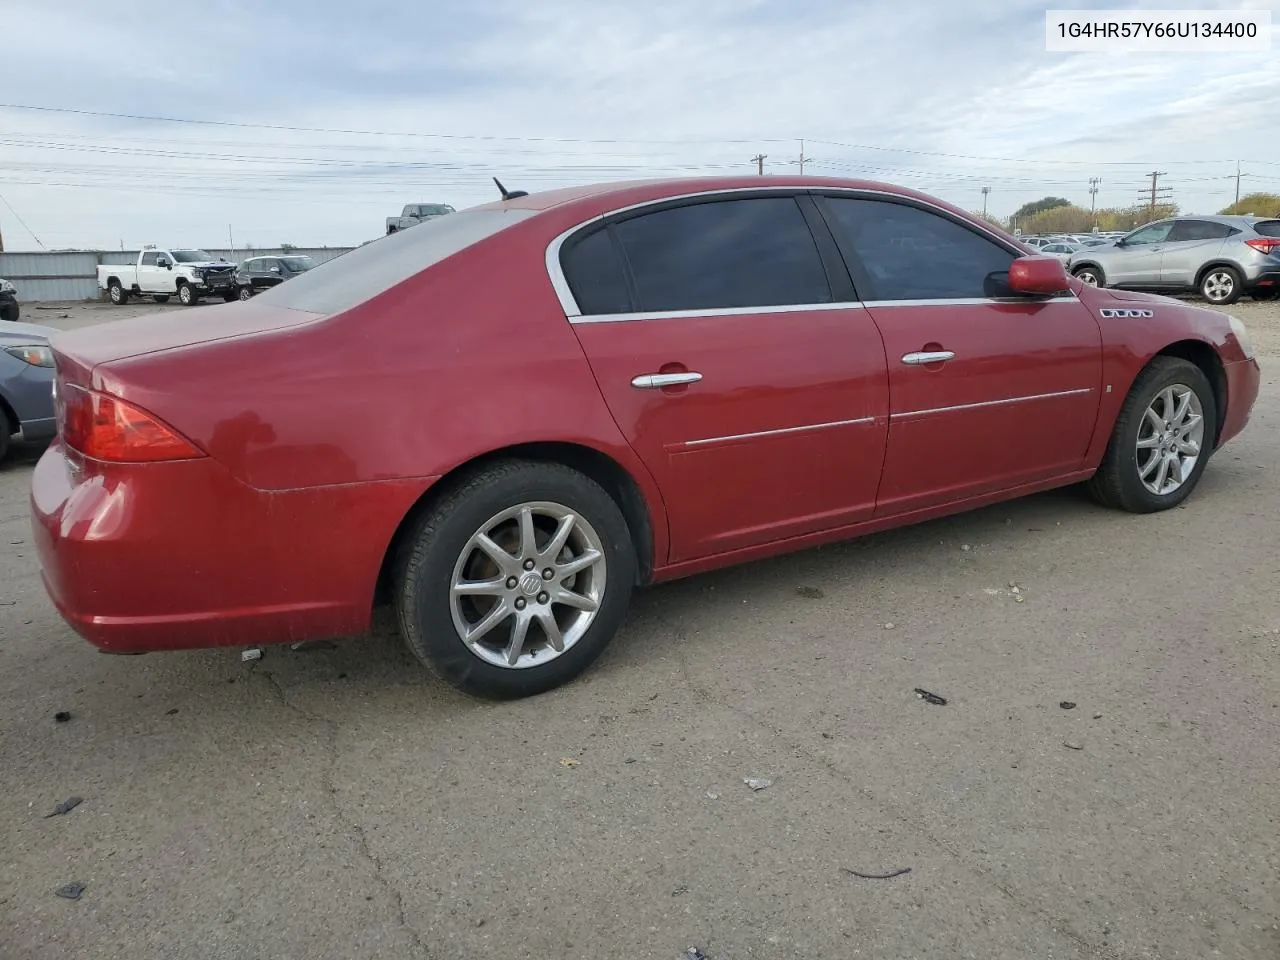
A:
31;177;1261;698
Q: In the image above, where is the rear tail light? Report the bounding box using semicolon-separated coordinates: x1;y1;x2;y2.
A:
1245;237;1280;255
59;384;204;463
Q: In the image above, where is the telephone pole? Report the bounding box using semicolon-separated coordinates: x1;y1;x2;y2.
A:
793;139;808;176
1088;177;1101;226
1234;160;1242;205
981;186;990;217
1138;171;1172;217
750;153;767;176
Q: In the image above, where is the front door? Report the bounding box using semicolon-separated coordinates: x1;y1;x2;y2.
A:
558;194;890;563
816;194;1103;516
1109;221;1174;286
137;251;165;292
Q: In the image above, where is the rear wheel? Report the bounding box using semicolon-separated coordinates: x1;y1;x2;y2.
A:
108;281;129;305
0;408;12;462
1250;288;1278;302
1200;266;1242;305
1086;357;1216;513
1073;265;1104;287
177;283;198;306
395;460;636;699
0;303;17;323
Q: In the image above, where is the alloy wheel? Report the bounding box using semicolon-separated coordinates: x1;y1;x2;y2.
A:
449;501;606;669
1202;270;1235;302
1136;383;1204;496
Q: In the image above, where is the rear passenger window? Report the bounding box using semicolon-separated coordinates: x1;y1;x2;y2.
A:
140;252;158;266
822;198;1015;301
1168;220;1235;241
561;228;632;315
1254;220;1280;238
611;197;831;312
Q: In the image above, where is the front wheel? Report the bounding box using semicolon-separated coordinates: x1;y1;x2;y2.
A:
238;287;253;301
1086;357;1216;513
395;460;636;699
1073;265;1104;287
1200;266;1242;305
177;283;198;306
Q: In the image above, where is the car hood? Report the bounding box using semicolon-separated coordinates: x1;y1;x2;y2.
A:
0;320;58;343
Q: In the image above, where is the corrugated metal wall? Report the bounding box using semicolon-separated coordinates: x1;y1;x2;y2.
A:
0;247;355;302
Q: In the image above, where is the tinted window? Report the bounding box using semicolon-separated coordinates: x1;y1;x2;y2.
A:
1124;222;1174;245
1168;220;1234;242
822;197;1015;301
611;197;831;312
141;252;158;266
256;209;536;315
1253;220;1280;238
561;228;631;315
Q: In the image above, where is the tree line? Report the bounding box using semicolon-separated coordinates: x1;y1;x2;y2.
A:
971;192;1280;236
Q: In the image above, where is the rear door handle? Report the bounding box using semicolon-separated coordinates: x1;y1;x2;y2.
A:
631;372;703;389
901;351;955;365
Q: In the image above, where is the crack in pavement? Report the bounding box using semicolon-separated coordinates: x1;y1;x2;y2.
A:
658;612;1134;960
253;666;434;960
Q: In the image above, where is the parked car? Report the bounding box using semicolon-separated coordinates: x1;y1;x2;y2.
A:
97;247;238;306
386;203;456;235
1069;215;1280;304
32;176;1260;699
1039;242;1080;264
234;255;316;300
1;320;57;462
0;277;18;322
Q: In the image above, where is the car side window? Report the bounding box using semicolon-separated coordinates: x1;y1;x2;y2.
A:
821;197;1015;301
1167;220;1234;242
1123;222;1174;245
561;228;633;315
141;252;158;266
610;197;832;312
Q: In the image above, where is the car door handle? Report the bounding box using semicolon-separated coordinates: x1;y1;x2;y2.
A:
901;351;955;365
631;372;703;389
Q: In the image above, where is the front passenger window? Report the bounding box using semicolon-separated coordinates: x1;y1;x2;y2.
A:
1123;223;1174;245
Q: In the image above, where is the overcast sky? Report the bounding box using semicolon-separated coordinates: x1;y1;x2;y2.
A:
0;0;1277;251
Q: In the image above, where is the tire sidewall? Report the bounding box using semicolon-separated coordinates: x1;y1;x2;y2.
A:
1111;361;1217;511
398;464;636;699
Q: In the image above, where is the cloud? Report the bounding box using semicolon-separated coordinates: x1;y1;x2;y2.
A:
0;0;1276;249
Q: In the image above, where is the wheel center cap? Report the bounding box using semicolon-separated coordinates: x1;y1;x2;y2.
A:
518;572;542;596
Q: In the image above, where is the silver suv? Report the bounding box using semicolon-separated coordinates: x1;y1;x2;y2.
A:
1068;214;1280;305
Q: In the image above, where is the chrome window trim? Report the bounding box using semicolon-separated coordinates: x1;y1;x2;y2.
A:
676;415;878;450
544;185;1041;321
570;300;864;325
892;387;1094;421
863;296;1078;309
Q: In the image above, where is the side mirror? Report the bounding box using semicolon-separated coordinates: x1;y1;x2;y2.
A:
156;257;170;269
1008;256;1070;296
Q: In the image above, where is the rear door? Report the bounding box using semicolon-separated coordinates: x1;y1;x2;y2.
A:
1109;221;1173;286
559;193;890;563
1159;219;1236;287
815;193;1102;516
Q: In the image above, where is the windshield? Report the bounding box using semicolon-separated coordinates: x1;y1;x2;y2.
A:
171;249;216;263
415;204;455;217
281;256;316;272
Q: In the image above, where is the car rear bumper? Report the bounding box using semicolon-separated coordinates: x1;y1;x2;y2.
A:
1243;268;1280;291
30;442;433;653
1218;357;1261;448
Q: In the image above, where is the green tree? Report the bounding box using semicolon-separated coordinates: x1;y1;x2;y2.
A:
1218;193;1280;217
1013;196;1071;220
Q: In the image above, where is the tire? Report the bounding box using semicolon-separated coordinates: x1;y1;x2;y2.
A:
1086;357;1217;513
177;282;198;306
221;292;238;303
1199;266;1242;306
0;408;12;463
395;459;636;699
238;287;253;301
0;303;17;323
1250;288;1278;302
108;281;129;305
1072;265;1105;287
153;295;170;303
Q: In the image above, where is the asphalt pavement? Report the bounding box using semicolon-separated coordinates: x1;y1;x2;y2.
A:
2;298;1278;960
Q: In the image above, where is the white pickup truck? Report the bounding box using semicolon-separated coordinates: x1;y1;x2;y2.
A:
97;247;239;306
385;203;455;235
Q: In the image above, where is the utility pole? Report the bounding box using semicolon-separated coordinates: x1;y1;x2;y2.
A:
796;139;807;176
980;186;990;217
750;153;767;176
1088;177;1101;226
1234;160;1242;205
228;223;234;251
1138;171;1171;217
